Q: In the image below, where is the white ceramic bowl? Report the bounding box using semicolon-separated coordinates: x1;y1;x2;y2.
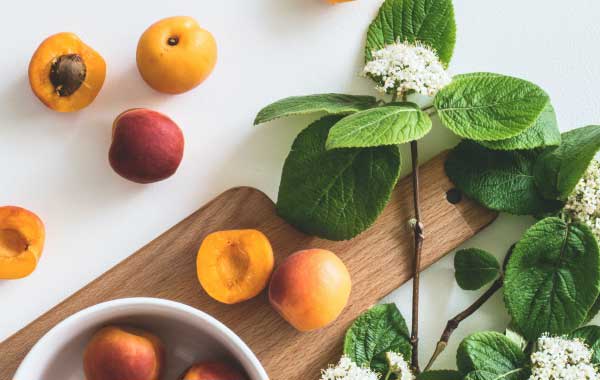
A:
14;297;268;380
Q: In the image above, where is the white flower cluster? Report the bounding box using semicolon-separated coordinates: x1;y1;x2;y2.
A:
386;352;414;380
529;335;599;380
363;41;451;97
565;159;600;240
320;356;379;380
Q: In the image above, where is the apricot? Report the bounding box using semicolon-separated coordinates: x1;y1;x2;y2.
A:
180;361;248;380
269;249;351;332
328;0;355;3
84;326;164;380
137;16;217;94
29;32;106;112
109;108;184;184
0;206;45;279
197;230;274;305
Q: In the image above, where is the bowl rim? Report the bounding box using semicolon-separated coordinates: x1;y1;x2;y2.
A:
13;297;269;380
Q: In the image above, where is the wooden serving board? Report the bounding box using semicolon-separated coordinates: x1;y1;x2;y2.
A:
0;152;496;380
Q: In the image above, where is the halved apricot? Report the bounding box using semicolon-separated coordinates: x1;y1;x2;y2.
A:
196;229;274;304
0;206;45;279
29;32;106;112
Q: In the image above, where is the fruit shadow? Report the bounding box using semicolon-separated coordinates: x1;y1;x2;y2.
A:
93;64;174;112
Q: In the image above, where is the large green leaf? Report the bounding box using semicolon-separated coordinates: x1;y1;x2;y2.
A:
479;103;561;151
253;94;378;125
454;248;501;290
456;332;528;380
418;370;461;380
504;217;600;340
277;116;401;240
570;325;600;363
326;103;432;149
534;125;600;200
344;304;411;376
365;0;456;65
434;73;550;141
445;141;563;215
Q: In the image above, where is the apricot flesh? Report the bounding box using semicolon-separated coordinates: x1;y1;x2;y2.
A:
181;361;248;380
0;206;45;279
84;326;164;380
269;249;351;331
28;32;106;112
197;229;274;304
109;108;184;184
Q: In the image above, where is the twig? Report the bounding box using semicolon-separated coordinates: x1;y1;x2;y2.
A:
423;277;504;371
410;140;424;374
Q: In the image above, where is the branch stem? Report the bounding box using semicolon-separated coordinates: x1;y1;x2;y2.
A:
423;277;504;371
410;140;424;374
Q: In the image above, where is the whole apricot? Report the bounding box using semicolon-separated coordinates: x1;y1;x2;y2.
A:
0;206;45;279
137;16;217;94
29;32;106;112
269;249;351;331
84;326;164;380
197;229;274;305
109;108;184;184
180;361;248;380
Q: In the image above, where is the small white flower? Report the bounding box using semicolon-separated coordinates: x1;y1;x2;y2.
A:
385;352;414;380
529;335;600;380
564;159;600;240
320;356;380;380
364;41;451;97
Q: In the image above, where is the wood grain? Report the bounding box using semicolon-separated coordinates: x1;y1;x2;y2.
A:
0;152;497;380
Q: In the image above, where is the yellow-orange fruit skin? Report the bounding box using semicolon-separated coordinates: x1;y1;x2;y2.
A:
196;229;274;305
269;249;351;332
83;326;164;380
0;206;45;279
181;361;248;380
137;16;217;94
28;32;106;112
328;0;355;3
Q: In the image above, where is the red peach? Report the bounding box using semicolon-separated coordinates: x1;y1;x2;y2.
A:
83;326;164;380
180;361;248;380
109;108;184;183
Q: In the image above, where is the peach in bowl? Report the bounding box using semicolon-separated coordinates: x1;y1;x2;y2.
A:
13;298;267;380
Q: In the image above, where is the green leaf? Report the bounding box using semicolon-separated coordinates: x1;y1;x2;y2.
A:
505;327;528;352
365;0;456;65
454;248;501;290
585;296;600;324
253;94;379;125
434;73;550;141
344;304;411;376
479;103;561;151
533;125;600;200
456;332;528;379
326;103;432;149
445;141;563;215
277;116;401;240
464;370;526;380
417;370;462;380
570;325;600;363
504;217;600;340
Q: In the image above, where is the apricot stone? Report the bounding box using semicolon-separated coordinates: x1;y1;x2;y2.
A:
109;108;184;184
269;249;351;332
84;326;164;380
180;361;247;380
0;206;45;279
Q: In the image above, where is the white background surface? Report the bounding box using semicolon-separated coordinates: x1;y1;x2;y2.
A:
2;0;600;371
